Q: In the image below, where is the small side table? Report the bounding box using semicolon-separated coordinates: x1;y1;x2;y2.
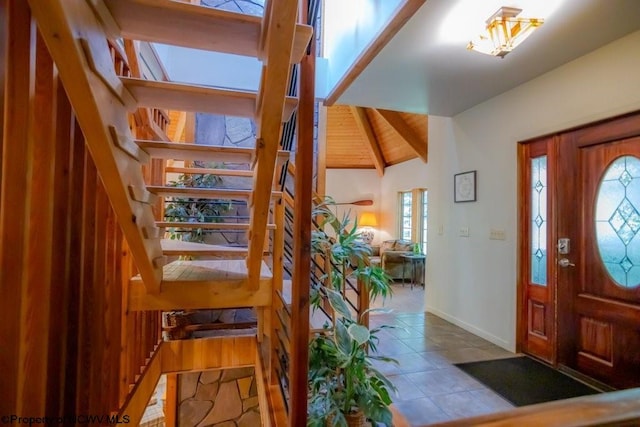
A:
401;254;426;290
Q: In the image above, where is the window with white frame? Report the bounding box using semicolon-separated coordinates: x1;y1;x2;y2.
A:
397;188;428;253
399;191;413;240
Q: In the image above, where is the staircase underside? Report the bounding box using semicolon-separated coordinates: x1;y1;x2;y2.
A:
129;259;273;311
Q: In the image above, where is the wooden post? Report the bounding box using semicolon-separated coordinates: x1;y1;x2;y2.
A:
357;277;370;329
289;0;314;424
164;374;178;426
270;198;285;382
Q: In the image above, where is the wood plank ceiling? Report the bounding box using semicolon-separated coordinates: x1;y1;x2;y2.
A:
326;105;428;176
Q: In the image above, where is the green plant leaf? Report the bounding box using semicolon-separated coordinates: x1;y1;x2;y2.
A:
334;320;352;356
347;324;370;347
326;288;352;320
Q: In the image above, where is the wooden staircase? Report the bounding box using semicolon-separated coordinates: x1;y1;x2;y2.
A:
28;0;312;312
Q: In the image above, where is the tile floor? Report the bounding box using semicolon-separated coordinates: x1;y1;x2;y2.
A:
369;300;517;426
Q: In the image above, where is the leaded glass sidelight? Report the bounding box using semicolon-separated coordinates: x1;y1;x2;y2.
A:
531;156;547;285
595;155;640;288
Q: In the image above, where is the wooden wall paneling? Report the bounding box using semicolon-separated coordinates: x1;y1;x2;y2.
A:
376;109;427;163
326;105;372;168
46;74;74;417
64;120;87;417
18;30;56;414
366;108;415;165
0;0;34;413
89;181;109;412
103;203;122;411
76;148;98;413
119;239;134;406
0;0;6;189
28;0;163;293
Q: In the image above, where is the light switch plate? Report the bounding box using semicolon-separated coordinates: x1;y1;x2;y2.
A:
490;229;506;240
459;227;470;237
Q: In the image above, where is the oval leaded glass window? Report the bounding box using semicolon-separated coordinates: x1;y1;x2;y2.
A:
595;155;640;288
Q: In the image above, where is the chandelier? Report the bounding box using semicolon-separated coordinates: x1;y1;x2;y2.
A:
467;7;543;58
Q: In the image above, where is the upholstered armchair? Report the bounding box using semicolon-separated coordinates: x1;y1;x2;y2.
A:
369;239;415;280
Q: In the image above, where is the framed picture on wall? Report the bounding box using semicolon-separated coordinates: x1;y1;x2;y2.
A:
454;170;477;202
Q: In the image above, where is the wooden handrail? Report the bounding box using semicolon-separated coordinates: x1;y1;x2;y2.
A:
428;388;640;427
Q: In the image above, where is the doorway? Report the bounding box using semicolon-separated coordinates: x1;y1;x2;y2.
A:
518;111;640;389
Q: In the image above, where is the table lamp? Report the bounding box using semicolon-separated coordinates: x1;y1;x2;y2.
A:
359;212;377;244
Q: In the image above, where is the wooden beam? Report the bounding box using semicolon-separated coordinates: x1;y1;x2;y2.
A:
247;0;299;290
375;108;428;162
161;336;256;373
324;0;425;106
117;344;162;426
289;0;314;423
350;106;385;176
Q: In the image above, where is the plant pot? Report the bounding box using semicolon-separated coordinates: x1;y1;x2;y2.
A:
325;411;367;427
344;411;366;427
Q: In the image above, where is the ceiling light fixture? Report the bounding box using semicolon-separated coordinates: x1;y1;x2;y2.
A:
467;6;543;58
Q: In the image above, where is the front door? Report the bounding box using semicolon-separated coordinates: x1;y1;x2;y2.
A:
520;112;640;389
557;125;640;389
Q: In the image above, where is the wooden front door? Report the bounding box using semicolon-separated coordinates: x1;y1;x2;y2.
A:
520;112;640;389
557;120;640;389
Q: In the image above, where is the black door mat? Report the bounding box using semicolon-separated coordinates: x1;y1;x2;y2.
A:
455;356;601;407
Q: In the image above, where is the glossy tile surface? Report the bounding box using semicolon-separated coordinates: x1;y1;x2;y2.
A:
370;303;516;426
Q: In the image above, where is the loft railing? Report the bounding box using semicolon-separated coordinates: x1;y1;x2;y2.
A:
107;39;170;141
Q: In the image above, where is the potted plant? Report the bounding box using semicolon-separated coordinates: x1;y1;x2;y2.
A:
308;199;397;427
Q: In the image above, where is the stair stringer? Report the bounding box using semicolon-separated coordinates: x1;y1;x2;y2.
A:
247;0;302;289
27;0;163;292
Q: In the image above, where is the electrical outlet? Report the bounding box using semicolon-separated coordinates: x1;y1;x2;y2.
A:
458;227;470;237
490;229;506;240
438;225;444;235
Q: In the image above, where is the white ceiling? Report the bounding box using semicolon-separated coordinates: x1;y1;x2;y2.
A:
334;0;640;116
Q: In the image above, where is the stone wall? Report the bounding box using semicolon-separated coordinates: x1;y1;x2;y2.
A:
179;367;260;427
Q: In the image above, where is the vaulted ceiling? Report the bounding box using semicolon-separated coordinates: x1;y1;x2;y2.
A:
325;105;427;176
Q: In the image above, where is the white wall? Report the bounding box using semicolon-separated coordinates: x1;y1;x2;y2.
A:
327;30;640;351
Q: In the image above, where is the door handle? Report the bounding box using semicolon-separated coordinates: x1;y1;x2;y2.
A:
558;258;575;268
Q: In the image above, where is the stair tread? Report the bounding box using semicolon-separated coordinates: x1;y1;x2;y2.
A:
148;186;282;200
128;259;273;310
103;0;312;63
137;140;290;164
160;239;248;256
131;259;272;285
147;186;252;199
122;77;297;121
157;221;276;230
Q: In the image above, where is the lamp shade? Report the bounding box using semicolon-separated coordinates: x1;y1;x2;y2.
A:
359;212;378;227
